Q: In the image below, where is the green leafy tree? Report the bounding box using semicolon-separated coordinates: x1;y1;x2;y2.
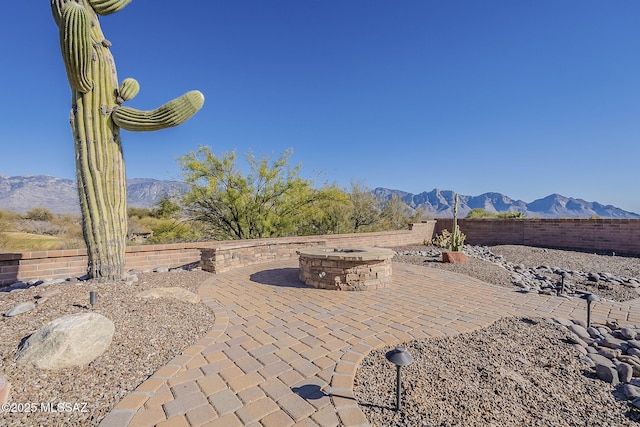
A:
379;195;427;230
349;181;380;232
127;197;201;244
153;196;182;219
179;147;342;240
295;187;352;235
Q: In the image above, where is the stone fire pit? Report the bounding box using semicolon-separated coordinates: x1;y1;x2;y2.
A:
297;247;395;291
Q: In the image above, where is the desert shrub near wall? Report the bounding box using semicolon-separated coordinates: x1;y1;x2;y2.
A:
24;207;55;222
0;209;84;251
467;208;525;219
16;220;67;236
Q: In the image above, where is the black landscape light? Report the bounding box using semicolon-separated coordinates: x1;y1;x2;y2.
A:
89;291;98;309
385;345;414;411
581;293;600;328
557;272;568;296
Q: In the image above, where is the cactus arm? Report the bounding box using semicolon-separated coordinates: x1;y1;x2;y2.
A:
60;2;93;93
87;0;132;15
112;90;205;132
50;0;67;27
117;78;140;104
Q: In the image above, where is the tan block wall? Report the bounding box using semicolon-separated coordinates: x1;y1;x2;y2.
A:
434;218;640;255
0;221;436;286
201;241;325;274
5;218;640;287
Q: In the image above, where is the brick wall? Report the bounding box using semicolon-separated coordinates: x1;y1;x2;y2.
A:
201;241;325;274
5;219;638;287
435;218;640;255
0;221;436;286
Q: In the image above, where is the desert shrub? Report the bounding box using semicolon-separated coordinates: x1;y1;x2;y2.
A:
134;217;203;244
467;208;525;219
466;208;494;219
0;210;84;251
128;207;153;219
496;211;525;218
54;215;83;240
24;207;55;222
16;219;67;236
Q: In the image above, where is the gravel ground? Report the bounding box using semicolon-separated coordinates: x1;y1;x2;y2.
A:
355;317;639;427
394;244;640;302
353;245;640;426
0;268;214;427
1;245;639;426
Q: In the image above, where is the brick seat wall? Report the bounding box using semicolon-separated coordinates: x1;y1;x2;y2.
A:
0;221;436;286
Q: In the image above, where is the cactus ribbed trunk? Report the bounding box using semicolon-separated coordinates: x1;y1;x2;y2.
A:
52;0;204;281
68;2;127;281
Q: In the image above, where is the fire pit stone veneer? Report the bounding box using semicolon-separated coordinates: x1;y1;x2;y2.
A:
297;247;395;291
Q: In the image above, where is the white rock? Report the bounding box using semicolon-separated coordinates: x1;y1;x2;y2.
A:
4;302;36;317
15;313;114;370
135;287;200;304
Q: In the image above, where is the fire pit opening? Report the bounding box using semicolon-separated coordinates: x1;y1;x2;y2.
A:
297;246;395;291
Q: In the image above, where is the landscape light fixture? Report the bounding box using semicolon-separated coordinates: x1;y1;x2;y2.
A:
557;272;568;296
385;345;414;411
89;291;98;309
581;293;600;328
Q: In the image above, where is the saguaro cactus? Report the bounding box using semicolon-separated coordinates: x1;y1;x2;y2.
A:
450;193;465;251
51;0;204;281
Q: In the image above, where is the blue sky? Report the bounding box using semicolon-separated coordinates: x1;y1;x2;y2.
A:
1;1;639;213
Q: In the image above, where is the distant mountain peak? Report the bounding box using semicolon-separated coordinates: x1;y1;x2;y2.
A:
372;188;639;219
0;175;187;214
1;176;637;219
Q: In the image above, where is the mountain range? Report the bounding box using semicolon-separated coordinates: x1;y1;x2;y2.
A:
372;188;640;219
0;175;638;219
0;175;187;214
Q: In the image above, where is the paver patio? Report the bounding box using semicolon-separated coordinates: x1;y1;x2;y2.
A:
100;260;640;427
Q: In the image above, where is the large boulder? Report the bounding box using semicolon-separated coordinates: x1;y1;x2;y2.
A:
15;312;115;370
0;374;9;405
